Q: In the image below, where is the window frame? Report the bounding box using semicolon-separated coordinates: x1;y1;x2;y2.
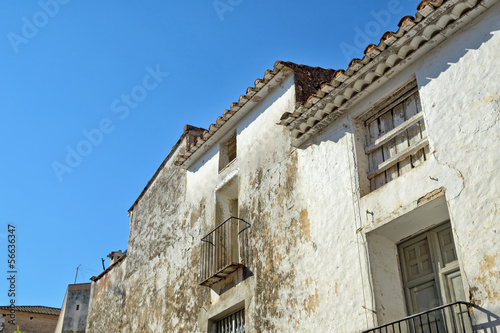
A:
365;195;468;326
219;131;237;172
397;222;467;331
215;308;245;333
207;303;245;333
357;79;429;193
398;223;465;311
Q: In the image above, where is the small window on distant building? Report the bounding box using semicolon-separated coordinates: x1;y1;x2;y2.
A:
76;305;80;311
219;131;237;172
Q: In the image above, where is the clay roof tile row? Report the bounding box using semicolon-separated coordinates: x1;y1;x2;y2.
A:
281;0;490;143
129;0;494;212
0;306;60;316
91;252;127;282
174;61;335;166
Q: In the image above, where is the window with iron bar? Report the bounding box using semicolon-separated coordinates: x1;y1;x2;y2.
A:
215;308;245;333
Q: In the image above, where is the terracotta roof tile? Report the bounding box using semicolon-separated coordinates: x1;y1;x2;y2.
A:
91;252;127;282
172;61;335;168
280;0;491;146
0;306;60;316
130;0;494;212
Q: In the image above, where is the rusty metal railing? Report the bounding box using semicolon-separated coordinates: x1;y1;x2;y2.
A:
364;302;474;333
199;217;250;286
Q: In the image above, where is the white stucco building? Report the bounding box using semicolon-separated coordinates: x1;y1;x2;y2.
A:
86;0;500;332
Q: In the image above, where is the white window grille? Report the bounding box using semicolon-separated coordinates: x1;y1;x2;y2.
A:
365;83;429;191
215;308;245;333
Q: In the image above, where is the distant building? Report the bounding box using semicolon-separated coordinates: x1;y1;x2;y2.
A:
0;306;60;333
54;283;91;333
86;0;500;332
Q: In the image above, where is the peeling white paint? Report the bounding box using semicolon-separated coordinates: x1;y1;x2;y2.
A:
86;3;500;332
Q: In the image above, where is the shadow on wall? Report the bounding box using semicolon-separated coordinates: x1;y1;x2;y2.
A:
473;304;500;332
211;267;254;296
417;26;498;87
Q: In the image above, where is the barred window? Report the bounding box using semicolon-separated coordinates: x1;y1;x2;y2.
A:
215;308;245;333
365;82;429;191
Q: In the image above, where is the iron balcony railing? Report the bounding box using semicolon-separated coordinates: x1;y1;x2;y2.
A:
199;217;251;287
364;302;474;333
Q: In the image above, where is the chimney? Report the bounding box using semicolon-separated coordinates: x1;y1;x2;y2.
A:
107;250;124;266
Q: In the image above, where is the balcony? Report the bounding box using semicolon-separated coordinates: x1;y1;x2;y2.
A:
364;302;474;333
199;217;251;287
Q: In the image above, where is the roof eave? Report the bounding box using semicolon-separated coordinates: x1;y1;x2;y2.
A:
284;0;494;148
175;65;295;170
90;253;127;282
128;125;206;213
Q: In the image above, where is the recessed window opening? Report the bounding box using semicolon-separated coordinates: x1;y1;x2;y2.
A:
215;177;239;267
366;196;468;331
216;177;239;227
361;80;429;192
76;304;80;311
199;177;247;286
219;131;237;172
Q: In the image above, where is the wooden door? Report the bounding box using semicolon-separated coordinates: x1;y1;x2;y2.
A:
398;223;468;332
400;234;444;332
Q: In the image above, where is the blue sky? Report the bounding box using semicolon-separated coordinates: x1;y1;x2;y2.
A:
0;0;419;309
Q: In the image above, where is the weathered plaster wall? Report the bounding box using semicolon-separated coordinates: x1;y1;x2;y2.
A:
88;74;359;332
86;75;305;332
87;146;210;333
416;2;500;320
341;3;500;329
87;260;127;332
86;3;500;332
186;75;322;332
59;284;91;333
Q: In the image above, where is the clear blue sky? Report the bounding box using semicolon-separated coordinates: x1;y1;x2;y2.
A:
0;0;418;308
